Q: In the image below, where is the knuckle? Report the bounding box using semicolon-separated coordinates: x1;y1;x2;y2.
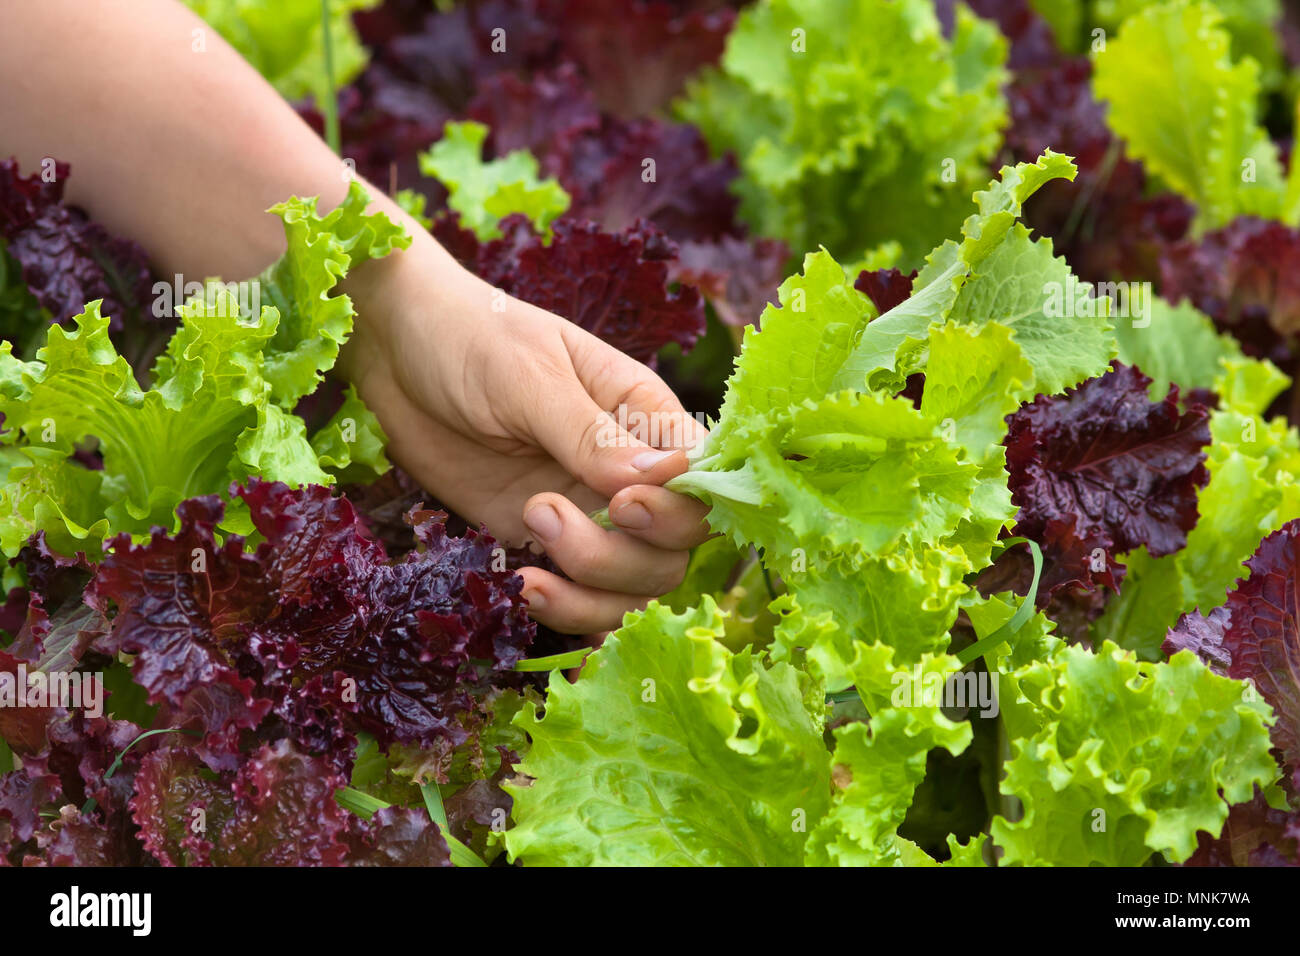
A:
648;552;690;596
573;413;615;487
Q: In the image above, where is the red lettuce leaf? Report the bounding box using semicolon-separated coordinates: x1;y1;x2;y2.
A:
1005;363;1210;560
0;158;155;335
1164;522;1300;781
220;740;351;866
305;78;449;195
854;268;917;315
28;806;116;866
467;64;602;161
1164;604;1233;673
465;64;742;244
129;746;228;867
550;116;740;242
999;58;1192;284
440;213;705;362
352;0;443;48
0;651;59;755
87;481;534;766
549;0;735;117
133;740;352;867
1159;216;1300;367
1184;789;1300;867
500;218;705;360
364;0;559;112
668;235;789;328
21;712;147;818
131;741;451;866
0;768;60;859
344;806;452;867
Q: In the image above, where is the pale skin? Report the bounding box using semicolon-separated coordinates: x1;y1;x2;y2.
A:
0;0;711;634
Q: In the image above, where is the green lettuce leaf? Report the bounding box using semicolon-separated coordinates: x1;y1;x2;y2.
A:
0;184;405;557
703;249;875;461
418;121;570;241
672;390;978;574
504;599;831;866
310;383;391;483
184;0;378;107
772;549;969;689
678;0;1008;267
919;321;1034;467
992;642;1278;865
805;647;972;866
832;151;1107;395
1091;0;1283;91
675;155;1093;576
1093;0;1289;230
258;181;411;406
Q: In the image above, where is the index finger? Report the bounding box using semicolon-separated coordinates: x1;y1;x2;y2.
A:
563;324;710;458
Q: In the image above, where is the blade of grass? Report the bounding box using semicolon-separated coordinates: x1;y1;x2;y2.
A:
82;727;197;814
335;786;389;818
336;784;487;867
956;538;1043;666
419;780;448;829
421;781;487;868
514;646;593;672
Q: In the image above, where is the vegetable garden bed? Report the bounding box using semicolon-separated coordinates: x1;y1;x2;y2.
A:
2;0;1300;868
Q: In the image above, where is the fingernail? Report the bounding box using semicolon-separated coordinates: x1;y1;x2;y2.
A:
632;449;675;472
612;500;652;530
523;503;562;543
522;588;546;611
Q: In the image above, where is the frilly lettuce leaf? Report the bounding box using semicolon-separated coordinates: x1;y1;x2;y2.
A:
310;383;390;483
259;182;410;406
805;646;972;867
1091;0;1284;92
418;122;570;241
0;183;404;557
771;549;969;689
992;642;1277;865
503;599;831;866
920;321;1034;467
675;155;1095;576
678;0;1008;267
704;248;875;459
832;150;1109;396
1093;0;1290;231
671;389;979;574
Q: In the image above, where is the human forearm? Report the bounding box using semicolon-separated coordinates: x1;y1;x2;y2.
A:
0;0;441;281
1;0;708;634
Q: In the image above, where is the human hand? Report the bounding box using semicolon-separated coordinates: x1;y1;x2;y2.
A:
339;233;712;634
